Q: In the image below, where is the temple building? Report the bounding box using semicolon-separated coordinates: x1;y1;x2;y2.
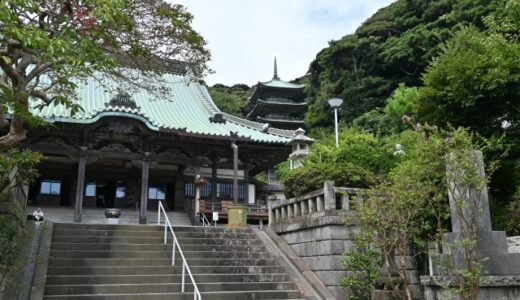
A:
246;58;307;130
20;66;307;224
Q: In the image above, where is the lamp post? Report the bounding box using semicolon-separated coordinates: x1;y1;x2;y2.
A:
327;98;343;147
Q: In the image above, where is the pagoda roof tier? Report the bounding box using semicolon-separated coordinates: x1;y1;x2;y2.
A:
247;99;307;119
30;73;296;144
257;116;305;124
248;80;305;104
258;78;305;90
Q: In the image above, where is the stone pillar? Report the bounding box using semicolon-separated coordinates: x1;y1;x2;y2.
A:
293;202;300;217
308;198;315;214
275;207;280;222
287;204;293;218
268;204;274;225
323;181;335;210
300;200;307;216
139;153;151;224
317;196;324;212
281;206;286;220
447;151;492;232
73;148;87;223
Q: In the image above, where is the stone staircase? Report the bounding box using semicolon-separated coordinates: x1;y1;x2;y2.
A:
31;207;192;226
42;223;304;299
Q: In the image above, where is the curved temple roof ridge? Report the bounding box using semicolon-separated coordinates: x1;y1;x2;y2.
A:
29;73;302;144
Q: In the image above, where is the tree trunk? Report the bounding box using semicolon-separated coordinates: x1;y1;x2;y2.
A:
0;116;27;150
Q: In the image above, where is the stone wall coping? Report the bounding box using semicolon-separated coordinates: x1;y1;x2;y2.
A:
271;209;354;233
271;188;325;209
421;275;520;287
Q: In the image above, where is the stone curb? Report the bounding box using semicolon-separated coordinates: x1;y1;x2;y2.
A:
30;222;53;300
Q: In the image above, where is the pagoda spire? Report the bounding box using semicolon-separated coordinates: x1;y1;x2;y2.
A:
273;57;279;80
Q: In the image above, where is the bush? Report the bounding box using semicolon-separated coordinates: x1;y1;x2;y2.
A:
281;128;395;198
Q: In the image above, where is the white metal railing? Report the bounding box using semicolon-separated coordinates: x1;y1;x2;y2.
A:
200;212;213;227
157;201;202;300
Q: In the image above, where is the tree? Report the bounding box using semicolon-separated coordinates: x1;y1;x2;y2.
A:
0;0;210;149
417;26;520;137
384;83;419;133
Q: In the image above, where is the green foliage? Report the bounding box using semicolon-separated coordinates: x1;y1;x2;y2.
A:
0;0;210;149
417;26;520;137
352;109;392;136
341;246;382;300
0;149;41;192
0;149;40;285
384;84;419;133
207;84;252;117
305;0;506;128
281;128;395;198
344;128;493;299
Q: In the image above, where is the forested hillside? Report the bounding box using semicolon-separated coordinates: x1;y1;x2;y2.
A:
306;0;505;128
207;84;252;117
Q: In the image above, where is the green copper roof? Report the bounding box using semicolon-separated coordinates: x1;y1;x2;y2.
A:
259;79;305;89
31;74;295;144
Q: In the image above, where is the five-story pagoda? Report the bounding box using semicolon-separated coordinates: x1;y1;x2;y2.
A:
246;58;306;130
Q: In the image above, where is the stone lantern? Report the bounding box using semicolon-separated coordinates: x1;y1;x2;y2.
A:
287;128;314;170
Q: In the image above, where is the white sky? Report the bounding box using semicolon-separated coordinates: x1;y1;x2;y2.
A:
175;0;395;86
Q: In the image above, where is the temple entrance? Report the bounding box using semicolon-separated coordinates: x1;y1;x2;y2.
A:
95;180;116;208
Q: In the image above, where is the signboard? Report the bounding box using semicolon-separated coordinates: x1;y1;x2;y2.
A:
212;212;219;221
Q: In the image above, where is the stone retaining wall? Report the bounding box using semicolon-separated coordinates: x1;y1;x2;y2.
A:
270;209;353;298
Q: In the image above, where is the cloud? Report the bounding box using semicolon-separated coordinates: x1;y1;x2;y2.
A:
174;0;395;86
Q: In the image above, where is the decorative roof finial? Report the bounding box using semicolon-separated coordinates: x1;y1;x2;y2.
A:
273;56;279;80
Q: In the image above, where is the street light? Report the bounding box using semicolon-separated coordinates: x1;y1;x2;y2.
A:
327;98;343;147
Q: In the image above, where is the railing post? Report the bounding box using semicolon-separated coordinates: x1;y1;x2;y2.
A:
172;241;176;266
308;198;315;213
181;261;186;292
324;180;335;210
157;202;161;225
317;195;324;211
293;202;300;217
300;200;307;216
164;223;167;244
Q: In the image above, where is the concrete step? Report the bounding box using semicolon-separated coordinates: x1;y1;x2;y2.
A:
48;258;280;267
52;229;257;239
45;282;297;295
51;236;262;246
45;273;291;285
53;223;250;233
49;250;273;259
47;265;286;276
43;290;303;300
50;242;266;252
42;223;304;300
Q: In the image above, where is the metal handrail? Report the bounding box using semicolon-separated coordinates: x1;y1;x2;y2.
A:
200;212;212;227
157;201;202;300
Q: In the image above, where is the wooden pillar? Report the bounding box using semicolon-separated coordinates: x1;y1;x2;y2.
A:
231;142;239;205
243;164;250;204
139;153;151;224
73;148;87;223
211;160;217;211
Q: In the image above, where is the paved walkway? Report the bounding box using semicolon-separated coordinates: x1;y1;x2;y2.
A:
27;206;192;226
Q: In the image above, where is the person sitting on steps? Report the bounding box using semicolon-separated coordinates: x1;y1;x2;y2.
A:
32;207;44;221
